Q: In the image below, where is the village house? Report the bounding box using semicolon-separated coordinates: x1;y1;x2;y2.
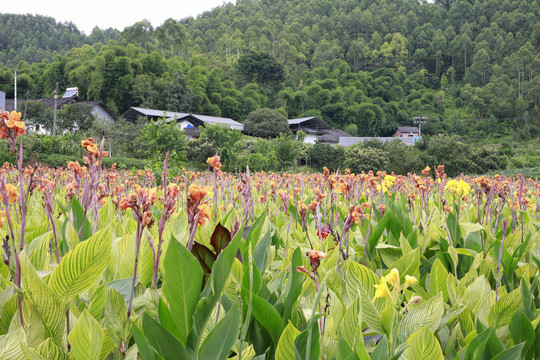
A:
122;107;244;139
288;116;353;144
394;126;420;138
2;88;118;132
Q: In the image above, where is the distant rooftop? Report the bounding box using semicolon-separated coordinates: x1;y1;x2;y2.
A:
63;87;79;98
288;116;332;132
122;107;243;131
396;126;420;133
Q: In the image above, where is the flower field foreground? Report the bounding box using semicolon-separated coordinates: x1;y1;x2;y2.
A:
0;139;539;359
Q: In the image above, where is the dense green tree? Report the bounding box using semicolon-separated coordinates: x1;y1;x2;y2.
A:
307;142;345;171
243;108;291;138
344;147;389;173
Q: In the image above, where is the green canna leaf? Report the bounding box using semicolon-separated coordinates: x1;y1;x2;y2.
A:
49;227;112;304
251;294;284;346
19;253;65;348
163;237;203;347
276;321;300;360
404;326;444;360
68;310;104;360
198;302;241;360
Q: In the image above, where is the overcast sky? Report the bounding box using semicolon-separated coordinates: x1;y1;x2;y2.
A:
3;0;235;34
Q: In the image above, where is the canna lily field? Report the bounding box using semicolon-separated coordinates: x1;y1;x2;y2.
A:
0;112;539;360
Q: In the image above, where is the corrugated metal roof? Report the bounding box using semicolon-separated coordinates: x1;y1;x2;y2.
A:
288;116;318;125
130;107;190;120
190;114;244;131
396;126;420;133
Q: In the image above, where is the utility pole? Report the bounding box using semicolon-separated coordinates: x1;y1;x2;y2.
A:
413;116;427;137
53;82;58;136
13;70;17;111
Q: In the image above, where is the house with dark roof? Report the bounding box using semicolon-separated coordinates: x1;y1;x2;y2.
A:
288;116;352;144
122;107;244;139
4;90;118;124
394;126;420;138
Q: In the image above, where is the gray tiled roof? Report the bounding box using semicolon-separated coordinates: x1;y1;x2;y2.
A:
396;126;420;133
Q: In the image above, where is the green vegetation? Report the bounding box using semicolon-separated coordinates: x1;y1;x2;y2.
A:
1;0;539;140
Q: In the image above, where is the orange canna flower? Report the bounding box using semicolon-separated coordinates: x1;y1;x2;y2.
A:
0;210;5;227
206;155;222;171
197;203;211;225
167;183;180;199
188;184;209;204
81;138;95;148
1;184;19;203
142;211;154;228
5;111;25;134
119;197;130;210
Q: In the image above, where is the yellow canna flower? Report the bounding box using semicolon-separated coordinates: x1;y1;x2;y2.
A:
386;268;400;289
403;275;418;290
373;277;392;301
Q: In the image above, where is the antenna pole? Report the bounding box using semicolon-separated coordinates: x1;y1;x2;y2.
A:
413;116;427;137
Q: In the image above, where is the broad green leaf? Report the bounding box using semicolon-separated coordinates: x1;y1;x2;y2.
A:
21;343;46;360
344;261;378;299
491;343;525;360
367;213;389;259
371;336;388;360
276;321;300;360
294;317;320;360
89;284;107;320
71;197;92;241
386;248;420;282
163;237;203;347
35;338;69;360
198;302;241;360
107;277;138;301
9;300;44;349
428;258;449;300
140;313;189;359
187;232;241;353
49;227;112;304
339;296;362;349
99;330;116;360
397;293;444;343
460;222;485;237
104;288;127;347
463;275;491;314
253;231;271;272
68;310;104;360
404;326;443;360
0;328;25;360
282;247;303;324
131;322;156;360
252;294;284;346
19;253;65;348
509;309;534;359
488;288;522;328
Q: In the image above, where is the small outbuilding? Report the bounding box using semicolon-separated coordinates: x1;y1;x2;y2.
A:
394;126;420;138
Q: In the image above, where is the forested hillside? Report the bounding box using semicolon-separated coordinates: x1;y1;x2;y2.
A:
0;14;120;66
1;0;539;138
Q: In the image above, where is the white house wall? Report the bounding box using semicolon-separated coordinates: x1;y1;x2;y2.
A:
178;120;195;129
303;134;318;144
91;105;115;123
